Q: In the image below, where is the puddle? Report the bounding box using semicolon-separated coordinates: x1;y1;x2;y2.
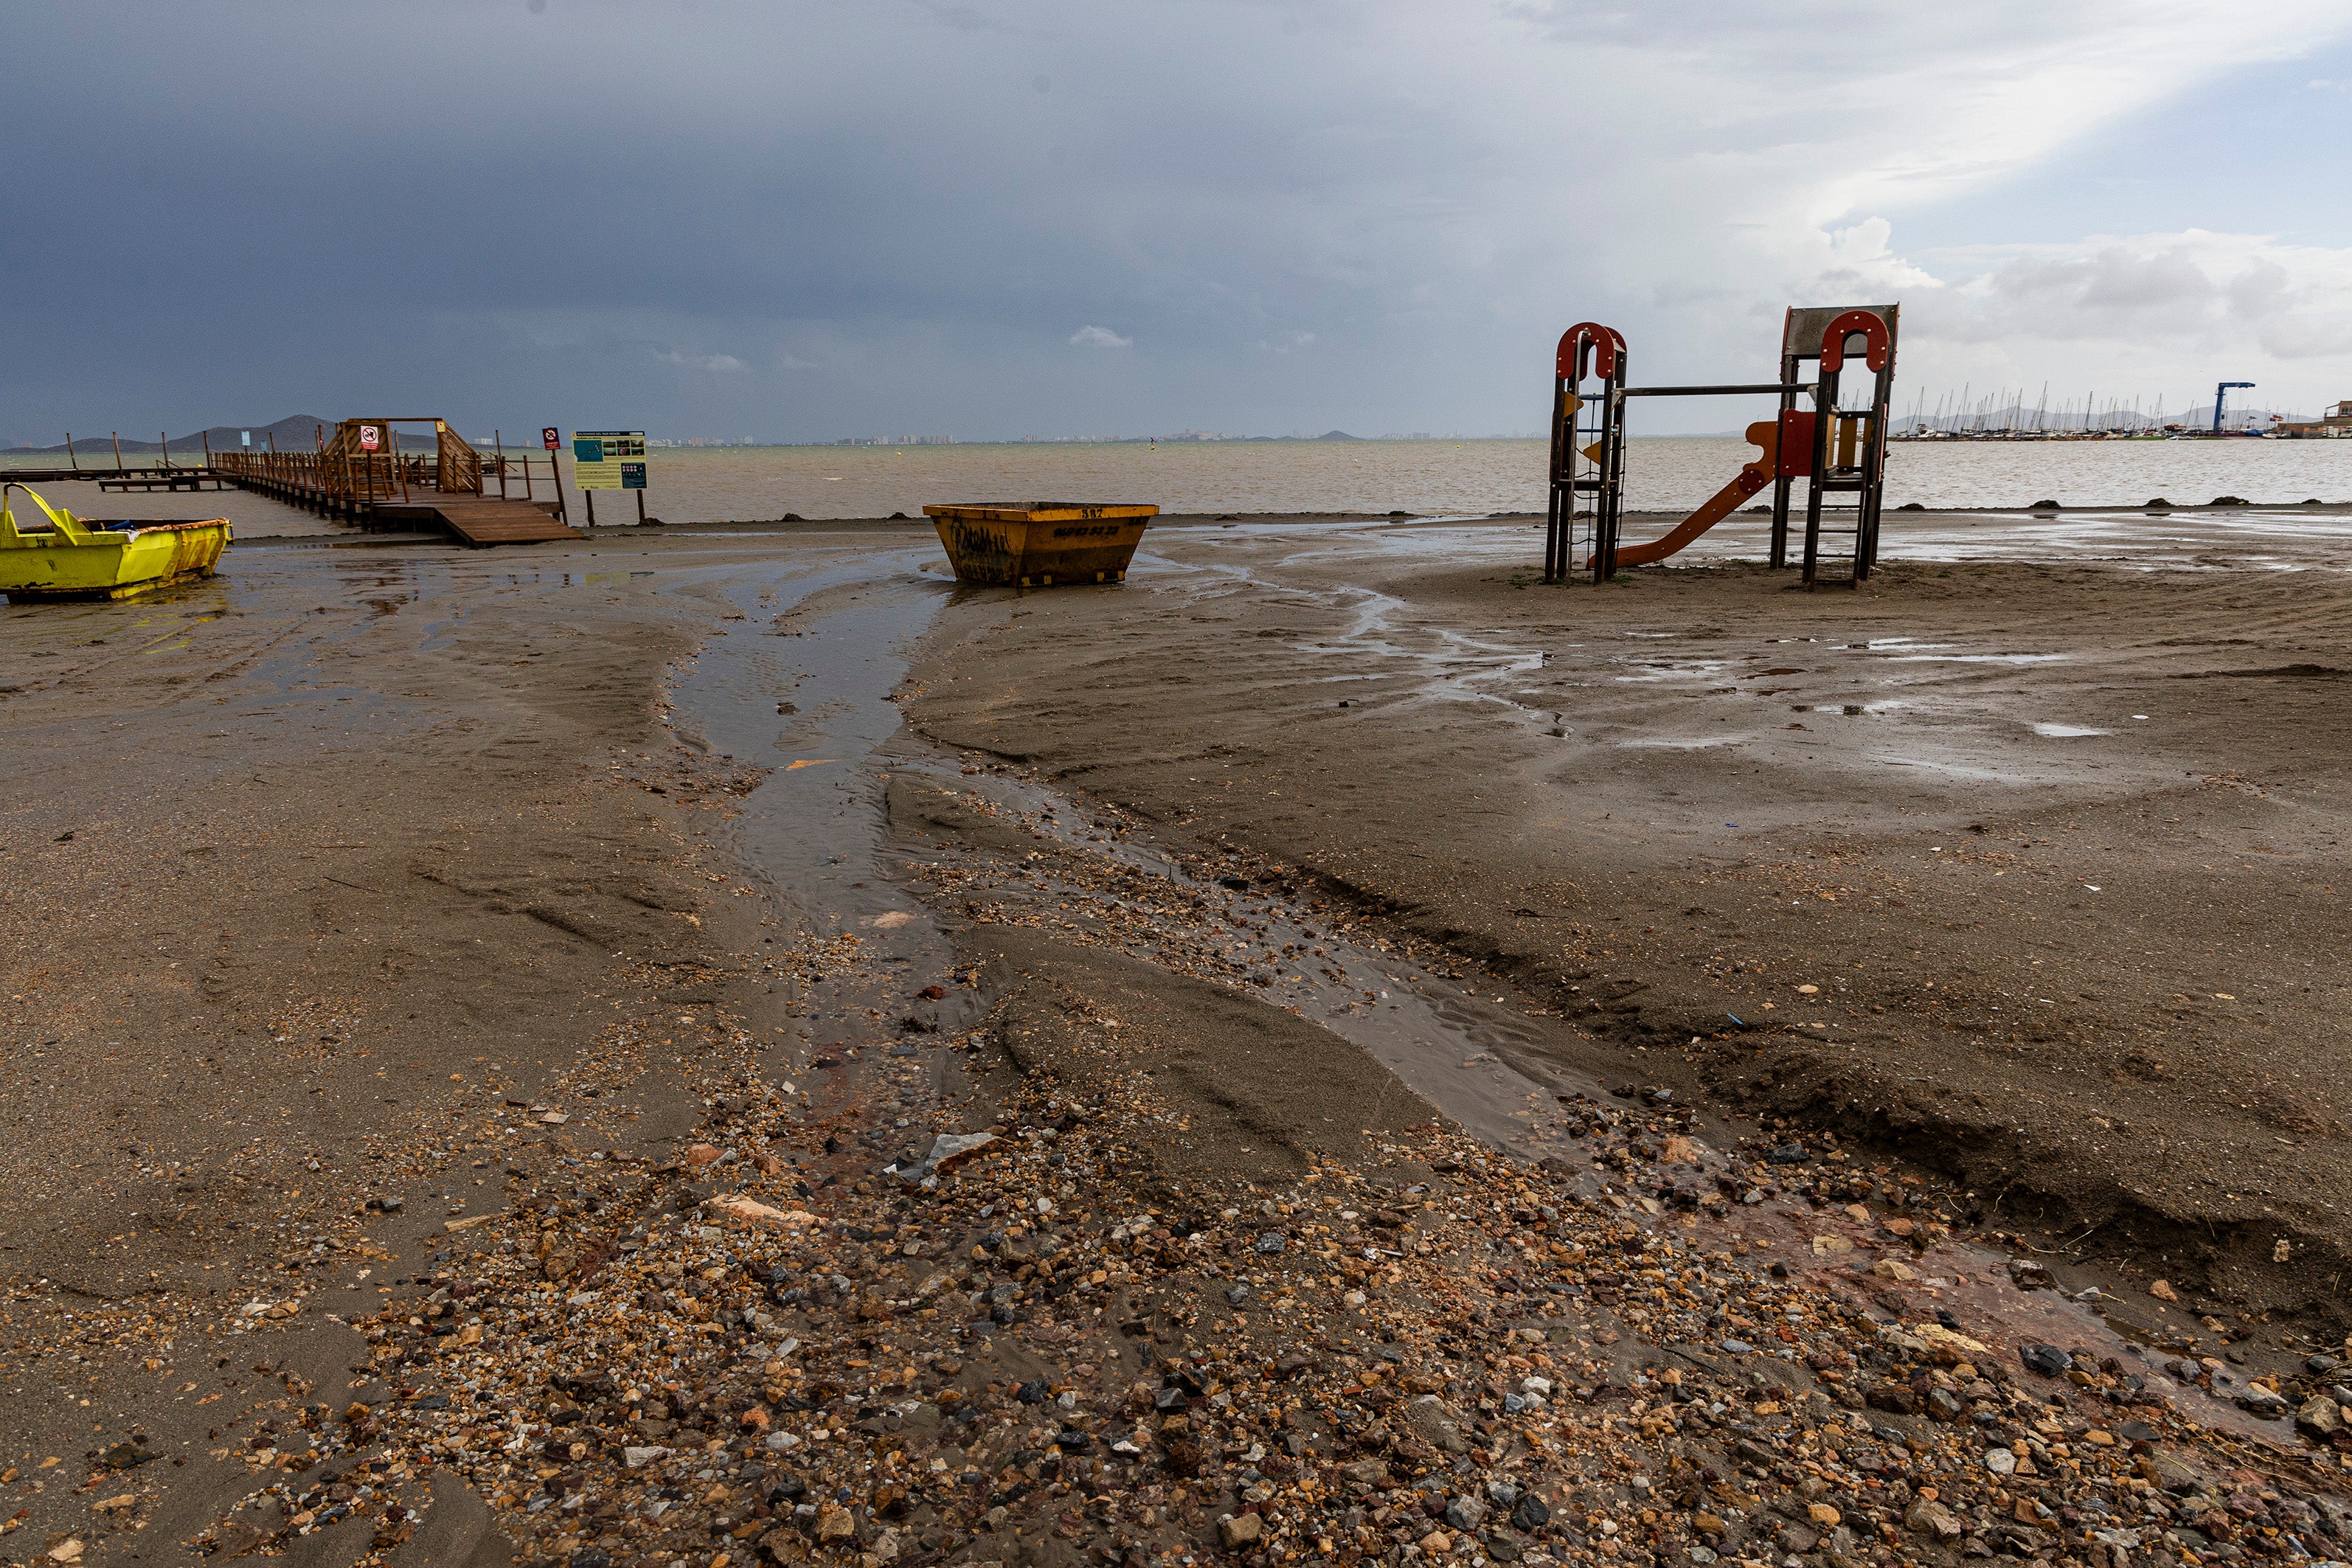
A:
1874;652;2068;665
1871;509;2352;573
1611;660;1732;684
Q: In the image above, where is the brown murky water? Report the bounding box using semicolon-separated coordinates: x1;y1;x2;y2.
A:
18;438;2351;527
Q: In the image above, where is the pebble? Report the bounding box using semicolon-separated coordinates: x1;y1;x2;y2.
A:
349;1069;2339;1568
97;800;2351;1568
2019;1342;2072;1376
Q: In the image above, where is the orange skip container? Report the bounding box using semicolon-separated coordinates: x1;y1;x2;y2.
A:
923;503;1156;587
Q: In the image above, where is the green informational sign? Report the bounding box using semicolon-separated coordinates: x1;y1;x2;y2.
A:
572;430;645;490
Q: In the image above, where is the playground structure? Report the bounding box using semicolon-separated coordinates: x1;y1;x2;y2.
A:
1544;305;1898;587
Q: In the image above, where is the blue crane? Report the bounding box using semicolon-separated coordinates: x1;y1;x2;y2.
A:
2214;381;2255;435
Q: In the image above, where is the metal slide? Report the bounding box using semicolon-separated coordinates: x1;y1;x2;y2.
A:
1595;418;1785;569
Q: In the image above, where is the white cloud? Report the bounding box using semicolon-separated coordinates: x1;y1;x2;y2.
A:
1916;230;2352;361
1068;325;1131;350
1350;0;2352;415
653;349;747;372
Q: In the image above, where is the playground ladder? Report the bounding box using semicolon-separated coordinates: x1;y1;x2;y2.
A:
1544;325;1626;584
1800;312;1896;589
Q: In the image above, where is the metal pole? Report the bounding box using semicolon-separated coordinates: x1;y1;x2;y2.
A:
1597;381;1623;583
585;488;597;527
1769;349;1797;569
1617;382;1805;398
635;487;645;526
1858;359;1893;577
1543;380;1563;584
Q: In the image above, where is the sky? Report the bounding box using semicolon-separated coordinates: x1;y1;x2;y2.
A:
4;0;2350;445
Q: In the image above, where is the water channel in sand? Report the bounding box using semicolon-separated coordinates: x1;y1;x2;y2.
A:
637;530;2282;1446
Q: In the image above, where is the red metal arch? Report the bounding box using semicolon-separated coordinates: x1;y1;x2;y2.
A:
1818;310;1890;374
1555;322;1626;381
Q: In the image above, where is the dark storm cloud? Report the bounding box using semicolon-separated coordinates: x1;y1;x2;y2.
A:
4;1;2347;444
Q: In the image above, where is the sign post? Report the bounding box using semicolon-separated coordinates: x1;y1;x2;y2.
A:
541;427;567;521
573;431;647;528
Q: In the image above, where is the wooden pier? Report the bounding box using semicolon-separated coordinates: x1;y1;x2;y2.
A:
2;462;215;487
10;419;584;547
207;419;581;547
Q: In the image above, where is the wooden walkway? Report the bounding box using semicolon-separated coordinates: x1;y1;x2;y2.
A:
372;497;580;547
209;423;583;547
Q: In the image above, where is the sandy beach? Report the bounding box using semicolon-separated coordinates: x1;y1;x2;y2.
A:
1;511;2348;1567
906;514;2352;1316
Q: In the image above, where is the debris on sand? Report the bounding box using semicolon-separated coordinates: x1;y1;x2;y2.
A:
207;1041;2348;1568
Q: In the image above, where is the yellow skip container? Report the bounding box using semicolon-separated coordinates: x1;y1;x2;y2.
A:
1;485;231;600
923;503;1156;587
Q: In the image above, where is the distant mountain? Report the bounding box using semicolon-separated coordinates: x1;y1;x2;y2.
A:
5;414;338;456
1313;429;1359;441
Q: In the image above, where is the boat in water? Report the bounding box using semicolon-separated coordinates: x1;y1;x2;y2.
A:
1;484;230;600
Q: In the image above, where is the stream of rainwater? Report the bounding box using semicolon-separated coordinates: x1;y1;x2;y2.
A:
656;539;2283;1446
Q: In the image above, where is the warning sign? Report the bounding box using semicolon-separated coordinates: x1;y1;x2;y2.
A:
542;427;561;451
358;424;381;452
572;430;645;490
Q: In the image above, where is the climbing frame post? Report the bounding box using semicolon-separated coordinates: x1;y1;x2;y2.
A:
1545;322;1627;584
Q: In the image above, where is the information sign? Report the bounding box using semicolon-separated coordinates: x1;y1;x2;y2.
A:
572;430;646;490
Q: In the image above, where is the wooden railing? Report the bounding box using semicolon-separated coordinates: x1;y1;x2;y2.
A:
212;423;553;519
437;425;483;495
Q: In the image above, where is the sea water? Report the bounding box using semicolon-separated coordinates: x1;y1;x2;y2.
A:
8;436;2350;527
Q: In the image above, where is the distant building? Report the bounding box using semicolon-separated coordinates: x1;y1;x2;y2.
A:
2278;400;2352;437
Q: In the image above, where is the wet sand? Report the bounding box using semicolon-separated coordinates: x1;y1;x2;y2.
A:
0;534;794;1562
906;512;2352;1340
4;513;2349;1566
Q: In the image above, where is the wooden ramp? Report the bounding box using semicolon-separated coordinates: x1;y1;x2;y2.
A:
372;497;582;547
